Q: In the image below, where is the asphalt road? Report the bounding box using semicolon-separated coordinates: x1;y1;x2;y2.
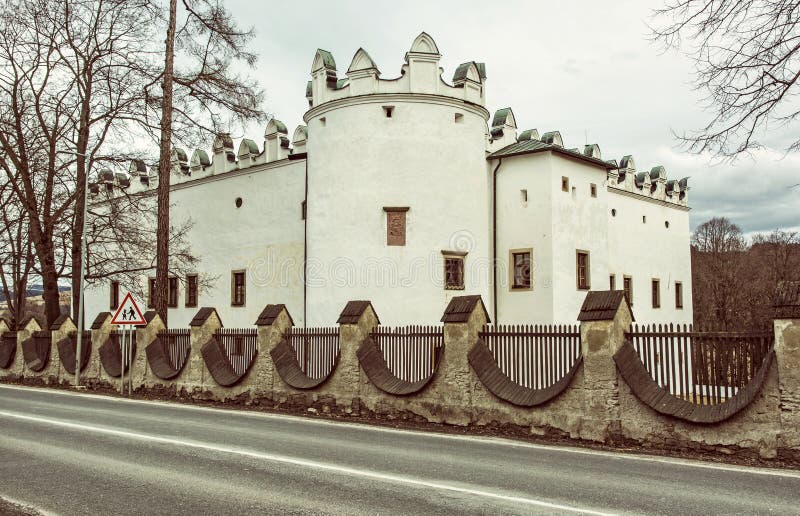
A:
1;385;798;515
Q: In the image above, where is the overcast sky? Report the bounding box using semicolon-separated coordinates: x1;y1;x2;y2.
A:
225;0;800;235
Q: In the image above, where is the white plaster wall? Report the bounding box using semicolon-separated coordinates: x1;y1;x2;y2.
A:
606;189;693;325
550;156;611;324
84;160;306;328
494;152;555;324
305;97;491;325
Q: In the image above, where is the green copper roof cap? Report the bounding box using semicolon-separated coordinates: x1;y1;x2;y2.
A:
491;107;513;128
518;129;540;141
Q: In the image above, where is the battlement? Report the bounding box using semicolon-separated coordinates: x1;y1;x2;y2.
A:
306;32;487;114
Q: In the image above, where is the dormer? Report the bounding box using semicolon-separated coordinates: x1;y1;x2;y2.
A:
678;177;690;202
649;165;667;195
292;125;308;155
98;168;114;194
311;49;337;105
540;131;563;147
618;155;636;186
129;159;147;178
212;133;236;173
405;32;441;94
190;149;211;173
114;172;130;189
264;118;290;162
635;171;651;191
346;48;380;96
489;108;517;151
452;61;485;103
238;139;260;168
517;129;540;141
170;147;190;176
583;144;601;159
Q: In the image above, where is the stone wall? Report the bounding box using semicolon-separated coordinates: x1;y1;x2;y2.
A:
2;293;799;459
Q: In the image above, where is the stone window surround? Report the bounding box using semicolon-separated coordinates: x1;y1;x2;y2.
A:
383;206;409;246
509;248;533;291
231;269;247;307
441;250;467;290
576;249;590;290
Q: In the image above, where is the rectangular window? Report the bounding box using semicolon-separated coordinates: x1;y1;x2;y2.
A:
148;277;156;309
623;275;633;306
590;183;597;197
186;274;198;308
301;200;307;220
675;281;683;309
609;274;616;290
652;279;661;308
576;250;590;290
231;270;246;306
168;276;178;308
110;281;120;310
384;207;408;246
510;249;532;290
442;252;465;290
561;176;569;192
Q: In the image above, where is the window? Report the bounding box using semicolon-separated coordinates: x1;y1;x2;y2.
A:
623;276;633;306
590;183;597;197
442;251;465;290
652;279;661;308
384;207;408;246
231;270;246;306
186;274;198;308
611;208;617;217
454;113;464;123
665;221;670;229
561;176;569;192
148;278;156;308
235;197;243;208
509;249;532;290
520;189;528;205
576;250;590;290
609;274;616;290
319;116;326;127
301;200;307;220
675;281;684;309
382;106;394;118
168;276;178;308
642;215;647;224
110;281;120;310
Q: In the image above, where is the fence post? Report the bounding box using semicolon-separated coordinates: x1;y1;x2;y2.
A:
438;295;490;426
774;281;800;452
577;291;633;442
251;304;293;400
187;307;223;394
52;315;77;385
138;311;165;389
335;301;380;413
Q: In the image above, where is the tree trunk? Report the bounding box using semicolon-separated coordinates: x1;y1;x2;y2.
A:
155;0;178;326
28;219;62;326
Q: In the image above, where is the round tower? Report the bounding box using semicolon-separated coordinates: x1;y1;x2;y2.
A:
304;33;492;325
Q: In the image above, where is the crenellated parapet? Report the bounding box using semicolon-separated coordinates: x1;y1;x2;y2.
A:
306;32;487;115
608;154;689;206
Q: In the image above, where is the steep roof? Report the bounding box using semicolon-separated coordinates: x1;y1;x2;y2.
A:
487;139;616;170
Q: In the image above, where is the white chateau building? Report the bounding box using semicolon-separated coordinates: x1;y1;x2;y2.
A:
84;33;693;328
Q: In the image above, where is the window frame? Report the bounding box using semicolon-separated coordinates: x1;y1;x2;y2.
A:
651;278;661;309
441;251;466;290
147;277;156;309
509;248;533;291
231;269;247;307
623;275;633;307
609;274;616;290
561;176;569;192
675;281;684;309
185;274;198;308
168;276;179;308
576;250;590;290
590;183;597;198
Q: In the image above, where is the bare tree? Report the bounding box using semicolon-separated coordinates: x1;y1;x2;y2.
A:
652;0;800;157
0;173;35;328
149;0;264;325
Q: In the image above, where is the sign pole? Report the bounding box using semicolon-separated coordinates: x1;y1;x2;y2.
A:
109;291;147;397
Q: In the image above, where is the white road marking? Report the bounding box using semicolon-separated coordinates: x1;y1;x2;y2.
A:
2;384;799;479
0;409;614;516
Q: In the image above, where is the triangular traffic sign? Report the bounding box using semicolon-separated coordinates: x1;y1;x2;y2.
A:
111;292;147;325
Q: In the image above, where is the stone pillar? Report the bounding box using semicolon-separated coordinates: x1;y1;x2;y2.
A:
52;315;77;385
187;307;222;393
248;304;293;400
331;301;379;413
138;312;166;389
774;281;800;452
0;317;23;380
88;312;112;385
18;316;45;380
577;291;633;442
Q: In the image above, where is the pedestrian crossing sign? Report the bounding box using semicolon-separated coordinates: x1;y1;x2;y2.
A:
110;292;147;325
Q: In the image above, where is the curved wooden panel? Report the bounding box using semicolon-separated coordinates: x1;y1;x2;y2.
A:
21;331;51;372
468;338;583;407
201;337;257;387
145;337;189;380
57;332;92;374
357;336;439;395
0;332;17;369
99;335;136;378
270;337;336;390
614;340;775;424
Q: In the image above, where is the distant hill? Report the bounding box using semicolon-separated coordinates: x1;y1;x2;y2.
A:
0;285;71;302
